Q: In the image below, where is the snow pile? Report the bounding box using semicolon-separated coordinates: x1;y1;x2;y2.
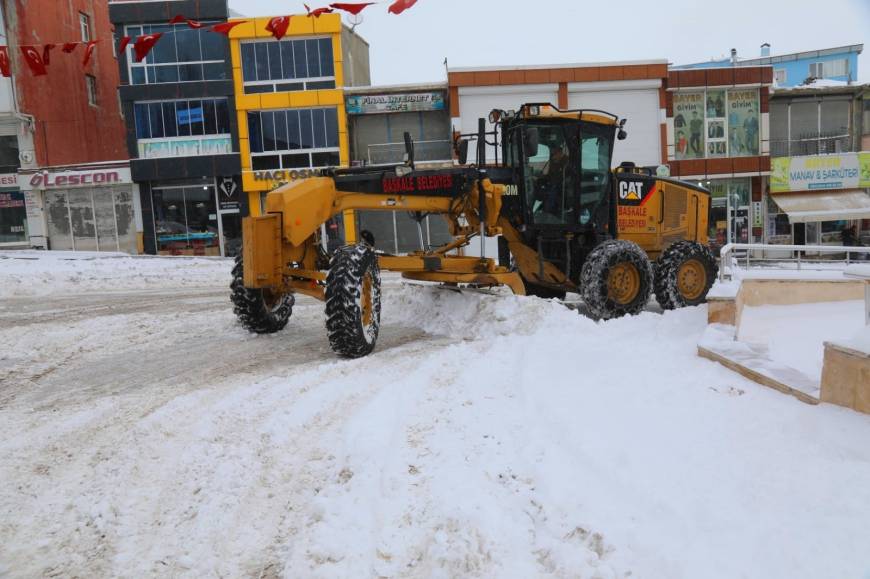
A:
737;300;864;379
0;251;232;297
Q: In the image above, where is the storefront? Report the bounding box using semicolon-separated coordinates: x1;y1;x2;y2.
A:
142;176;242;257
19;163;141;253
0;173;28;247
767;152;870;246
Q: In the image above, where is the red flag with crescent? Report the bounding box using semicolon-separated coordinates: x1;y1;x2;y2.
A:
388;0;417;14
118;36;132;54
265;16;291;40
82;40;99;66
20;46;48;76
62;43;79;54
0;47;10;77
329;3;375;15
305;4;334;17
42;44;56;65
210;21;247;36
133;33;163;62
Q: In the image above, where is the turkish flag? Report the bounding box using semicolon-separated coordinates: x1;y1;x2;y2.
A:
133;33;163;62
265;16;291;40
186;19;204;29
305;4;334;17
169;14;186;25
118;36;132;54
20;46;48;76
329;2;375;15
388;0;417;14
82;40;99;67
0;47;10;78
62;43;79;54
42;44;56;65
210;21;247;36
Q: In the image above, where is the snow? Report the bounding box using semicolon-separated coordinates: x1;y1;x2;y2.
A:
737;300;865;380
0;251;231;298
2;254;870;578
844;263;870;279
835;325;870;355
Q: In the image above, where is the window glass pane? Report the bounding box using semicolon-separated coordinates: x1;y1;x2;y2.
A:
325;108;338;148
307;80;335;90
155;65;179;83
148;102;163;138
268;42;282;80
312;108;327;148
241;43;256;82
727;89;759;157
175;28;201;62
203;100;217;135
299;109;314;149
274;110;289;151
252;155;280;170
312;151;339;167
319;38;334;77
293;39;308;79
287;110;300;149
790;101;818;155
134;104;151;139
146;66;156;84
200;28;223;61
282;153;310;168
175;101;191;137
248;112;263;153
203;62;225;80
131;67;146;85
254;43;269;81
162;102;178;137
150;28;177;64
216;99;230;134
673;92;704;160
180;63;205;82
306;39;320;77
820;100;849;135
244;84;274;94
187;100;205;136
280;41;295;79
262;111;277;151
275;82;305;92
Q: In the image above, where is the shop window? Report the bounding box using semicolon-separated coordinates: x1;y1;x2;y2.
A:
0;135;20;174
707;178;751;247
44;188;136;252
240;37;335;94
766;195;791;245
134;98;233;159
0;190;28;244
125;23;226;85
248;107;340;170
820;220;847;244
673;89;759;160
152;184;220;255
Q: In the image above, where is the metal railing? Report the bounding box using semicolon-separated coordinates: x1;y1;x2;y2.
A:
366;140;452;166
769;134;851;157
718;243;870;282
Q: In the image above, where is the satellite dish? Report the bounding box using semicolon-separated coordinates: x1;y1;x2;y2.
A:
656;164;671;178
348;13;364;32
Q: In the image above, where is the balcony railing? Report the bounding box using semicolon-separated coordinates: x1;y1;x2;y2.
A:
770;133;852;157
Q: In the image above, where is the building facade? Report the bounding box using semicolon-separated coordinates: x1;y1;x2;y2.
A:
228;13;369;245
674;44;863;88
767;83;870;246
109;0;243;257
3;0;133;252
345;82;452;253
665;66;774;249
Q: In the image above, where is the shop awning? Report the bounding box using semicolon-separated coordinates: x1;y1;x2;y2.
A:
771;191;870;223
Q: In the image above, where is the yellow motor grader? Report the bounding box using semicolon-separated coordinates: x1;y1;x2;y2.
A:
233;103;716;357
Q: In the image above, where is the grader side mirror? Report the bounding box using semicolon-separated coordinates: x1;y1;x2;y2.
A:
457;139;469;165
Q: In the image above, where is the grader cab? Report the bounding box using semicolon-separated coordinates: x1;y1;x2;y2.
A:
233;103;717;357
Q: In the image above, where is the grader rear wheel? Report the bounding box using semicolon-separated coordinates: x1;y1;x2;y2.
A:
580;240;653;320
654;241;718;310
325;244;382;358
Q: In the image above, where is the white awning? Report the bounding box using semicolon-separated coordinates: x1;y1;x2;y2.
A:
771;191;870;223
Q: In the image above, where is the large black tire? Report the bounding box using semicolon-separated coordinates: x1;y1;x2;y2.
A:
654;241;718;310
580;240;653;320
230;255;294;334
325;244;382;358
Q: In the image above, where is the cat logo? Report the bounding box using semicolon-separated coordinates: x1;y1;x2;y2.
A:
503;184;519;197
619;181;645;201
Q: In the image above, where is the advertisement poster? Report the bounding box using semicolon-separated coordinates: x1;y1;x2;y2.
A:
771;152;870;192
346;92;445;115
727;89;759;157
673;92;705;160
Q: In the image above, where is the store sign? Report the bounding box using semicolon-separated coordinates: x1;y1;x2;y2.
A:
0;173;18;188
139;137;232;160
218;176;240;211
252;169;326;182
771;152;870;193
27;168;132;190
346;92;445;115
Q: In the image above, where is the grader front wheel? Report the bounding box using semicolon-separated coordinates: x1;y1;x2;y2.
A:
230;254;294;334
325;244;382;358
654;241;718;310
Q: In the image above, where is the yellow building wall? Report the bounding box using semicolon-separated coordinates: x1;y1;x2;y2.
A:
228;14;349;220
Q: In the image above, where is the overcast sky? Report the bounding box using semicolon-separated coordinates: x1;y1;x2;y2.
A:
228;0;870;86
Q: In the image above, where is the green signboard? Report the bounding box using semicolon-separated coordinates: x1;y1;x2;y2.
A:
771;152;870;193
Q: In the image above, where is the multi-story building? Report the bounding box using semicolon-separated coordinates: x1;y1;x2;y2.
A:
767;83;870;246
674;44;863;88
109;0;242;256
665;66;774;248
345;82;453;253
227;13;369;243
3;0;133;252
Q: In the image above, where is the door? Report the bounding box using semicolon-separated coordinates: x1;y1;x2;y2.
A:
220;212;242;257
